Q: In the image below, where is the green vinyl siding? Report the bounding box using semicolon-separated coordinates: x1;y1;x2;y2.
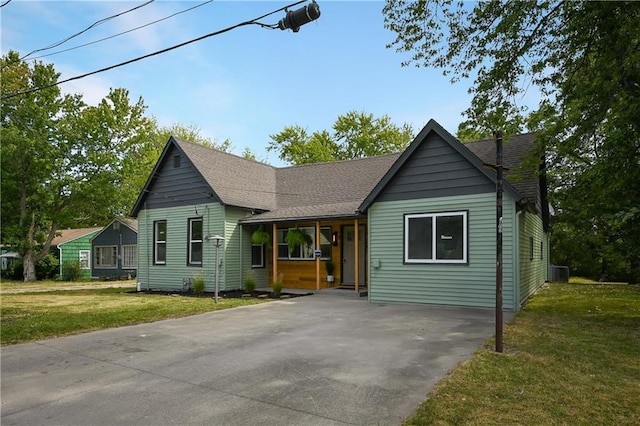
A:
240;225;270;288
137;203;225;292
368;193;517;311
519;211;548;304
59;231;100;280
224;207;253;291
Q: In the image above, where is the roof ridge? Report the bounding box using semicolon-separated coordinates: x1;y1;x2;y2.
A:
173;137;276;170
278;152;402;170
464;132;535;145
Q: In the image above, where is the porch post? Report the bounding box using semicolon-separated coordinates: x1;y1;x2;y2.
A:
354;218;359;292
316;222;321;291
272;223;278;285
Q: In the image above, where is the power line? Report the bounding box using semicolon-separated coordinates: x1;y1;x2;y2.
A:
29;0;214;62
1;0;307;101
19;0;156;61
0;0;13;8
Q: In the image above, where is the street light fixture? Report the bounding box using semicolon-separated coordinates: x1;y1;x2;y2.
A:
278;0;321;32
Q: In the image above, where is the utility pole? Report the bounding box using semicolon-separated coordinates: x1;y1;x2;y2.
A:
494;130;504;353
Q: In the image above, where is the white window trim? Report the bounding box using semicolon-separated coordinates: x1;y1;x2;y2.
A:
79;250;90;270
94;245;117;269
154;221;166;265
251;244;265;268
188;218;203;266
404;211;468;264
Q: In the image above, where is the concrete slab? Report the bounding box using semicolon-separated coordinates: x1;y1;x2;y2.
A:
1;292;505;425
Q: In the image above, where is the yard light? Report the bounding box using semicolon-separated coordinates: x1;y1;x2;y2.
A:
206;235;225;304
278;0;320;32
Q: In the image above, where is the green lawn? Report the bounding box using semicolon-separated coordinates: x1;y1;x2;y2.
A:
404;279;640;425
0;284;267;345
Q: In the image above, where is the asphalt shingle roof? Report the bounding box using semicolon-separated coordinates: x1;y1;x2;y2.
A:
52;227;103;246
174;138;277;211
464;133;542;212
142;129;542;223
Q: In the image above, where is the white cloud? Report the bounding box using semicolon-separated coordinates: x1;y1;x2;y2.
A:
56;63;112;106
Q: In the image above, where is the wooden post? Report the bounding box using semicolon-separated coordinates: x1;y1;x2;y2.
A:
354;218;359;292
316;222;321;290
495;130;504;353
272;223;278;286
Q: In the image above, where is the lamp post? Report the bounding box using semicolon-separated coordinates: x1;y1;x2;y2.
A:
208;235;225;304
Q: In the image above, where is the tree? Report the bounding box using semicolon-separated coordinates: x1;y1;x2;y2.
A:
383;1;640;282
1;51;153;281
268;110;413;165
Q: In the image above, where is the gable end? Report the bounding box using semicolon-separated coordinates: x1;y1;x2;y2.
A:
131;139;219;215
375;132;495;202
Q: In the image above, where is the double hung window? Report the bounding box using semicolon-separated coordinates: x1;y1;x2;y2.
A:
188;218;203;266
154;221;167;265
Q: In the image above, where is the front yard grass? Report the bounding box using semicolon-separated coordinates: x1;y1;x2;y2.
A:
0;286;267;345
405;279;640;425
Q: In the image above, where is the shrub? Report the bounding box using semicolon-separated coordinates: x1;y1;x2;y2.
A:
193;274;205;296
36;253;59;280
63;261;81;281
244;276;256;294
271;281;283;297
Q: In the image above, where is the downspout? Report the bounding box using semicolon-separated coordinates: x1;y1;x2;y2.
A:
57;244;63;278
146;203;150;291
239;222;243;288
514;209;522;311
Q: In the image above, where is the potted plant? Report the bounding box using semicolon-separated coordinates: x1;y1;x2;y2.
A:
251;226;272;248
284;228;312;253
325;260;335;283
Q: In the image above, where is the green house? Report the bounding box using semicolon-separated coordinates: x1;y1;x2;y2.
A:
131;119;549;312
53;227;102;280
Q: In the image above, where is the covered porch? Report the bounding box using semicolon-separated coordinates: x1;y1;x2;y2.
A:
243;217;367;292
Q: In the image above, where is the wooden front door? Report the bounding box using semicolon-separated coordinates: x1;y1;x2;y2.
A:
341;225;366;285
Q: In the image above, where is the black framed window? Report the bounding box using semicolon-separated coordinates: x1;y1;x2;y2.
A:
405;212;468;263
154;221;167;265
251;244;264;268
530;237;534;261
276;226;332;260
188;218;203;266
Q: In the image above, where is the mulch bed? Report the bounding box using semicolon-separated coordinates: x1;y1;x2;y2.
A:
139;289;313;300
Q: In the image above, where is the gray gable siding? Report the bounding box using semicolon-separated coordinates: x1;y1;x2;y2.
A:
142;145;217;210
375;133;495;202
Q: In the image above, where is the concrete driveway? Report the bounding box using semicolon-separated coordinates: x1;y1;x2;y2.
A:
1;291;501;425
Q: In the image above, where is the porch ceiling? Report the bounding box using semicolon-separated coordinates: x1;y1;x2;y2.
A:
239;201;364;224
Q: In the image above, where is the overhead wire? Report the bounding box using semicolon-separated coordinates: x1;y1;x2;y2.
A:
19;0;156;61
28;0;214;62
1;0;306;101
0;0;12;8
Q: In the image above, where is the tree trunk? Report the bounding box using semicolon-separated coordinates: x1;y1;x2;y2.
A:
23;250;37;282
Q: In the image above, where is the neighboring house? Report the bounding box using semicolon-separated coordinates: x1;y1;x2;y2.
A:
90;217;138;279
1;250;21;271
131;119;549;312
53;227;103;280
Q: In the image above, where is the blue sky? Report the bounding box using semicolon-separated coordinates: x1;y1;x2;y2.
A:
2;0;482;165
